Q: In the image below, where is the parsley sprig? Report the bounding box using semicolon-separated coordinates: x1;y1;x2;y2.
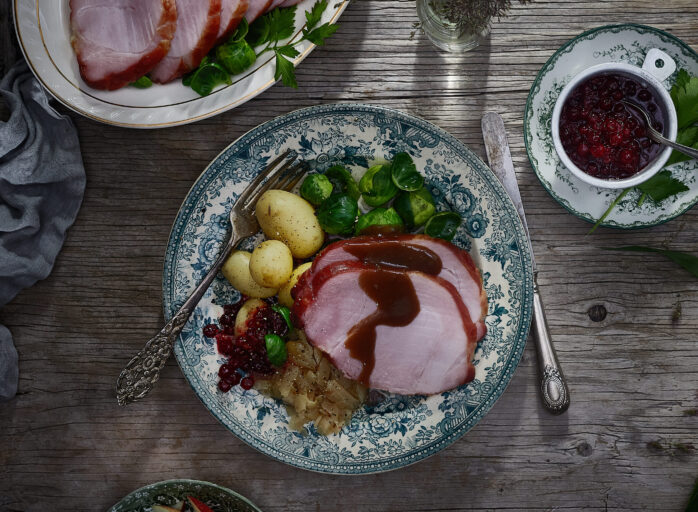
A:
249;0;338;88
589;68;698;234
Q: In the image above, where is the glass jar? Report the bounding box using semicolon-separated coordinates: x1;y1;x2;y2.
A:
416;0;490;53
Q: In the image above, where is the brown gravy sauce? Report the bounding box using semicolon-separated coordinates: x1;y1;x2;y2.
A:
344;241;442;275
342;241;443;385
345;270;420;386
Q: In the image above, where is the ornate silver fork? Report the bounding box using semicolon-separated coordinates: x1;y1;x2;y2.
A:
116;150;306;406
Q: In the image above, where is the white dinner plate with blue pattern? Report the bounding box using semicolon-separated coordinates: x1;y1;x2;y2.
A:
163;104;534;474
525;24;698;228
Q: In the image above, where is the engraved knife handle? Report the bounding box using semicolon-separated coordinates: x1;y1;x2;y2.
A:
532;271;570;414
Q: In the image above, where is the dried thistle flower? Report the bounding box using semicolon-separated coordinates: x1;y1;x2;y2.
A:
430;0;531;34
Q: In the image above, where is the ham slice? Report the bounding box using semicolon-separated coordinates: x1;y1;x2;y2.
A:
307;235;488;340
69;0;177;90
294;262;477;395
217;0;249;44
265;0;287;12
245;0;273;23
279;0;304;7
149;0;222;84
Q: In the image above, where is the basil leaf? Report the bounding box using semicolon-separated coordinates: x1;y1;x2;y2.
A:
424;212;462;241
390;152;424;191
271;304;293;331
636;170;689;203
602;246;698;278
665;126;698;166
264;333;287;366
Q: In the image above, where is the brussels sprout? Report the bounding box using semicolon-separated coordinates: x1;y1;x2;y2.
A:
393;187;436;229
424;212;462;241
325;165;360;200
359;164;398;207
355;207;404;236
189;62;232;96
390;152;424;191
316;193;358;234
264;333;287;366
216;39;256;75
130;76;152;88
300;174;333;206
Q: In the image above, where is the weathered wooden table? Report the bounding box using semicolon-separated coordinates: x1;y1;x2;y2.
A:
1;1;697;510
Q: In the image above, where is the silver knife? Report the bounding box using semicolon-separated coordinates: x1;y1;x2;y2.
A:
481;112;570;414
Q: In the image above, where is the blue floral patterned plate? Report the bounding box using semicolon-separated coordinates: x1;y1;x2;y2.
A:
525;24;698;228
107;479;261;512
163;104;534;474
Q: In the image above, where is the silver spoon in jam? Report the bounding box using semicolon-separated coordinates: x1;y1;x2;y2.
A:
622;99;698;160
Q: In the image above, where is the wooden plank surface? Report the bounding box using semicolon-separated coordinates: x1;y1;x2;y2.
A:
1;0;697;510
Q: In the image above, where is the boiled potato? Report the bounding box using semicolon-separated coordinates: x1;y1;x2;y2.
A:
249;240;293;289
255;190;324;258
221;251;277;298
234;298;266;336
278;262;313;308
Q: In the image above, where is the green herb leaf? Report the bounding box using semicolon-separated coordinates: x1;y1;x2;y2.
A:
602;246;698;279
303;23;339;46
276;44;301;58
271;304;293;331
130;76;153;88
666;125;698;166
246;15;271;47
686;477;698;512
636;170;689;203
305;0;328;30
274;52;297;88
264;333;287;366
670;68;698;129
265;6;297;43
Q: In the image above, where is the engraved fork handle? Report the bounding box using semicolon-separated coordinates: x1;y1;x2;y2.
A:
533;271;570;414
116;233;241;406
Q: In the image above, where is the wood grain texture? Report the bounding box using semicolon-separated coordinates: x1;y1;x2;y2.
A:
1;0;697;510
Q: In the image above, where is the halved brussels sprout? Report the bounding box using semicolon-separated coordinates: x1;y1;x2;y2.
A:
424;211;462;241
316;193;358;234
355;207;405;236
393;187;435;229
300;174;333;206
359;164;398;207
325;165;360;200
390;152;424;191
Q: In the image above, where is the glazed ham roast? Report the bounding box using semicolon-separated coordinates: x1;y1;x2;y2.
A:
149;0;222;83
69;0;177;90
292;235;488;395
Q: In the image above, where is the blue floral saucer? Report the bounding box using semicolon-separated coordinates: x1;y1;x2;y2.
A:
162;104;534;474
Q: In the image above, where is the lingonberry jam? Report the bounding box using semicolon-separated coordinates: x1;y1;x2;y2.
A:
559;72;664;179
203;297;288;393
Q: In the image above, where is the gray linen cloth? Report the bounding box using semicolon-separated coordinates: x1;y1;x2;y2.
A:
0;61;85;401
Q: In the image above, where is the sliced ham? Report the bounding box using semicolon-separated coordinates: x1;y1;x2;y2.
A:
149;0;222;84
245;0;273;23
265;0;287;12
217;0;249;44
307;234;488;341
279;0;304;7
293;262;477;395
69;0;177;90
